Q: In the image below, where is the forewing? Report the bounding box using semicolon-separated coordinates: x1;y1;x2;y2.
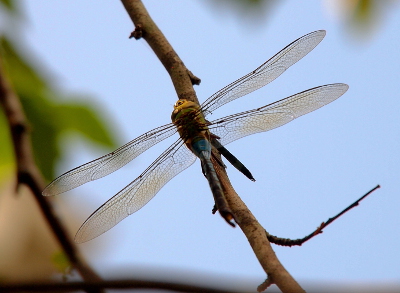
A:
74;139;196;243
43;123;177;196
209;84;349;145
201;30;326;116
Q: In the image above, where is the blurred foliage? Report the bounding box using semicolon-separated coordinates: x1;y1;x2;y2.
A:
51;251;72;278
0;0;118;186
0;0;15;12
207;0;398;36
211;0;277;10
0;37;117;181
350;0;398;29
0;102;13;180
354;0;374;22
330;0;399;35
205;0;278;21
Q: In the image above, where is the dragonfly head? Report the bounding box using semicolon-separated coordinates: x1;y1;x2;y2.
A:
171;99;200;123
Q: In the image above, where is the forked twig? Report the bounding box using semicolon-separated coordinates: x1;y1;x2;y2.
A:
266;185;381;247
257;278;273;292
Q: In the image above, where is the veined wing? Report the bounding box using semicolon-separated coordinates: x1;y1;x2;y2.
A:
74;139;196;243
200;30;326;116
208;84;349;145
43;123;177;196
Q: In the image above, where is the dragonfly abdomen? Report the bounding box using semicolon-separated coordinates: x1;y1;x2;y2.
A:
201;156;223;198
191;137;212;159
199;150;236;227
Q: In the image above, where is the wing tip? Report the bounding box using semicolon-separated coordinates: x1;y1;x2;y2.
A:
335;83;350;94
74;225;98;244
74;234;90;244
307;29;326;40
42;184;57;196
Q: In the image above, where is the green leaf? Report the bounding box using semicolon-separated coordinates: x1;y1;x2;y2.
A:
0;109;14;184
354;0;373;23
55;101;115;148
0;36;118;181
51;251;72;276
0;0;17;13
210;0;277;11
0;38;47;100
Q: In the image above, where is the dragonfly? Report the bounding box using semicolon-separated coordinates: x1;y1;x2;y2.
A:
43;30;349;243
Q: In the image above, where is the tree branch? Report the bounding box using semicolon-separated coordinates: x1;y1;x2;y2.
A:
0;278;244;293
121;0;201;102
212;154;305;293
120;1;304;292
0;57;103;292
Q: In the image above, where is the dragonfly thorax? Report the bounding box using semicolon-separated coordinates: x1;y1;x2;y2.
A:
171;99;210;147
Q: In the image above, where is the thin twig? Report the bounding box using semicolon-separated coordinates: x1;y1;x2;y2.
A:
266;185;381;247
257;278;273;292
0;57;103;292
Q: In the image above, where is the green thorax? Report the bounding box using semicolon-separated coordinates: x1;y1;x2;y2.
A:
171;99;210;144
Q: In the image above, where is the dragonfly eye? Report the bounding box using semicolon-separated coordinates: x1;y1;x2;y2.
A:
175;100;185;107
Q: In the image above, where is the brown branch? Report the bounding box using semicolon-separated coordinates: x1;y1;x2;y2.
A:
0;278;245;293
265;185;381;247
0;57;102;292
120;1;304;292
212;153;305;293
121;0;201;102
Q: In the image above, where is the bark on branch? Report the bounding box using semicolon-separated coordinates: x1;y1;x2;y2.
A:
121;0;200;102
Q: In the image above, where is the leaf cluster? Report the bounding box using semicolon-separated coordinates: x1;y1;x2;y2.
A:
0;2;117;182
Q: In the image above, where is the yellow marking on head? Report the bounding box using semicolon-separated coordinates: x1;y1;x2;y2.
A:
172;99;199;116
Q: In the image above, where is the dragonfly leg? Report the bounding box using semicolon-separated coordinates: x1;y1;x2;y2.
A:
200;158;237;227
192;138;238;227
212;203;218;214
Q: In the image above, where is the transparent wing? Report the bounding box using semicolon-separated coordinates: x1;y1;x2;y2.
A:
74;139;196;243
43;123;177;196
209;84;349;145
200;30;326;116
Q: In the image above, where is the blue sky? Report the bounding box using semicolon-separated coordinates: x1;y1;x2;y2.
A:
20;0;400;289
